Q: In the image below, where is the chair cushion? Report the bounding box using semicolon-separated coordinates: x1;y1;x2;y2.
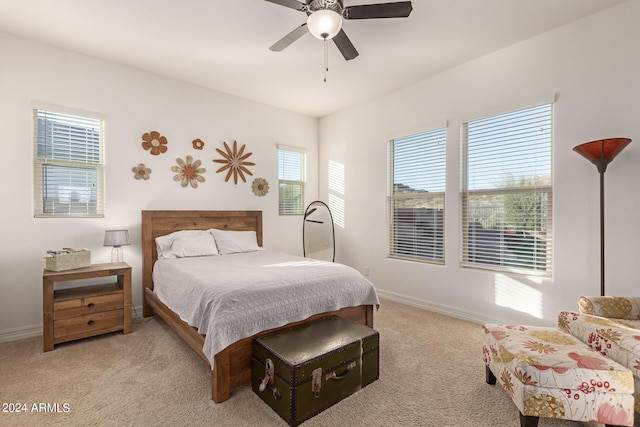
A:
559;310;640;382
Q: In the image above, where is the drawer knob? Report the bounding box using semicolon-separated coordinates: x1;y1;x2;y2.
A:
87;320;95;326
87;303;95;309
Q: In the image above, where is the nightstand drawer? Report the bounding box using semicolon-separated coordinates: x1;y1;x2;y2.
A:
54;293;124;320
53;309;124;339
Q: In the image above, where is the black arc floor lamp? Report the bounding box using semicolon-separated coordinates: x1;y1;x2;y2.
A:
573;138;631;296
303;201;335;262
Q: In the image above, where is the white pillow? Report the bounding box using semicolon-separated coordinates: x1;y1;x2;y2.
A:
155;230;219;259
210;229;261;255
155;233;175;258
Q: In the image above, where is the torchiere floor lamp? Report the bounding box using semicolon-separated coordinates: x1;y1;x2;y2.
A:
573;138;631;296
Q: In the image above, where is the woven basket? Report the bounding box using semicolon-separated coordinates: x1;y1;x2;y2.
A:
45;250;91;272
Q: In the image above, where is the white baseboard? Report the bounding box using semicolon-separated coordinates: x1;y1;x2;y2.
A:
0;323;42;343
0;305;144;344
376;288;502;325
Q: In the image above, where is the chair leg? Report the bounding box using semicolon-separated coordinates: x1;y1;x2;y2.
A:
519;412;539;427
485;365;496;385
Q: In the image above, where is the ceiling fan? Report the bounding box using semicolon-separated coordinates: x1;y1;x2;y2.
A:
265;0;413;61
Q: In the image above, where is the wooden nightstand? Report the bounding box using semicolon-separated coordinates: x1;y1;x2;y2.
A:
42;262;132;352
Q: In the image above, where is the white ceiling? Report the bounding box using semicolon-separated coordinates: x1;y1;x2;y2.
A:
0;0;626;117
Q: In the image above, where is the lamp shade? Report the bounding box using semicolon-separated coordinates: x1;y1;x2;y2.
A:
307;10;343;40
573;138;631;173
103;230;130;247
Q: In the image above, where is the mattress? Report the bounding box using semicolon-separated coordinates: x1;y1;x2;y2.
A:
152;250;380;366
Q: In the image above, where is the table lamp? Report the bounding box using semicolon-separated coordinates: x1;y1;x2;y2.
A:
104;230;130;263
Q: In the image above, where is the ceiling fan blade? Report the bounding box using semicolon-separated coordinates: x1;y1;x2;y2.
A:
333;29;359;61
344;1;413;19
269;24;308;52
264;0;307;11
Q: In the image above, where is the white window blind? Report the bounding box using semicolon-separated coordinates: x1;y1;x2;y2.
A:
461;102;553;275
33;108;105;217
278;147;306;215
388;127;446;263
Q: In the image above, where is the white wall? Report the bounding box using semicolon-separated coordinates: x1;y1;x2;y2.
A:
319;1;640;326
0;32;318;339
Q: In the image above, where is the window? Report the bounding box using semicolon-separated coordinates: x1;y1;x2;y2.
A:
278;146;306;215
461;102;553;275
33;108;105;217
388;127;446;263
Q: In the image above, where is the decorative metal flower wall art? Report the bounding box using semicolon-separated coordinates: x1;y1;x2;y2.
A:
252;178;269;196
192;138;205;150
172;155;206;188
132;163;151;180
213;140;255;184
141;131;168;155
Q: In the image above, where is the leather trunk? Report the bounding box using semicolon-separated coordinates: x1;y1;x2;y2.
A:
252;315;379;426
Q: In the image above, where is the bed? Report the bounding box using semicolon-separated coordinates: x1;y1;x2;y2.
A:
142;210;378;403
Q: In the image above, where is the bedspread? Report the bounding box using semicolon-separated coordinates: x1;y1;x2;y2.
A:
152;250;380;367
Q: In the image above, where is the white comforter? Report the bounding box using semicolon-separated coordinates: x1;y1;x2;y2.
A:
152;250;380;367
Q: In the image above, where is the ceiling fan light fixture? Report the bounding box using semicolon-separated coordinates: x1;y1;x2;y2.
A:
307;9;343;40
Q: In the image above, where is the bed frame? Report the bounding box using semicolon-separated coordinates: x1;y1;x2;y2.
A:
141;210;375;403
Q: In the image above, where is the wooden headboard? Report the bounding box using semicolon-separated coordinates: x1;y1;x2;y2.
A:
141;210;262;314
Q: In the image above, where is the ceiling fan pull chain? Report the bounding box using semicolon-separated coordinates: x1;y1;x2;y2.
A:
324;37;329;83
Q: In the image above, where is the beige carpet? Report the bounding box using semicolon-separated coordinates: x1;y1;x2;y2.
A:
1;299;636;427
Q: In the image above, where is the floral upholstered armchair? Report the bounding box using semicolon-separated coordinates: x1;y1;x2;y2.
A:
558;296;640;413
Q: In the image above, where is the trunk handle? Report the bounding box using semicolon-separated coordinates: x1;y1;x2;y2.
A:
327;361;357;381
